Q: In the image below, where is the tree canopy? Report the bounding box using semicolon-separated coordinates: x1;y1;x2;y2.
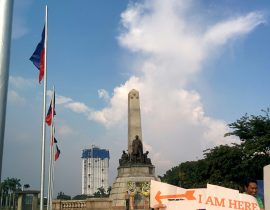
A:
56;192;71;200
0;177;22;208
159;109;270;191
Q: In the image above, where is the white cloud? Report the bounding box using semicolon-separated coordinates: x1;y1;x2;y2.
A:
46;92;90;115
31;0;264;176
89;76;142;126
12;18;28;39
88;0;264;174
98;89;110;101
203;12;265;47
64;102;90;114
56;95;73;105
8;90;25;105
47;90;73;105
57;125;73;138
12;0;32;39
9;76;35;89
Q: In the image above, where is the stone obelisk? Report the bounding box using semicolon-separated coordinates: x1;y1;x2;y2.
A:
110;89;158;210
128;89;142;154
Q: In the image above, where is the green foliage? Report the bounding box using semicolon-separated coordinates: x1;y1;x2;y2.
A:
159;109;270;190
203;144;245;189
72;194;89;200
225;109;270;180
225;108;270;144
0;177;21;193
72;186;112;200
0;177;22;208
92;187;109;198
56;192;71;200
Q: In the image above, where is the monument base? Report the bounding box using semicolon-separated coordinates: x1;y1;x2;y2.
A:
110;164;159;210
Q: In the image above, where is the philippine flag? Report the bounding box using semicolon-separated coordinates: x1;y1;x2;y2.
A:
45;91;56;126
55;145;61;161
30;26;45;83
51;137;57;146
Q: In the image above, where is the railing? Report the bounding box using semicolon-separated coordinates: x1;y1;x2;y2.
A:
61;200;86;209
53;198;112;210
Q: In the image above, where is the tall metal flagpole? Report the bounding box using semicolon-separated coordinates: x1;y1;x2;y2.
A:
40;5;48;210
50;143;55;210
0;0;14;181
47;87;54;210
50;87;55;210
46;123;53;210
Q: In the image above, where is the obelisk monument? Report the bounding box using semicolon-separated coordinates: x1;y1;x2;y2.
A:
110;89;158;210
128;89;142;154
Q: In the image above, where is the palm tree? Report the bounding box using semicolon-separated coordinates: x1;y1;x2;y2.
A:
0;177;21;208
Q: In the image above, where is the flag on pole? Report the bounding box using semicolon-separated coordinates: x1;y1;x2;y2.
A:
46;91;56;126
50;136;57;146
51;137;57;145
50;124;57;145
55;145;61;161
30;26;45;83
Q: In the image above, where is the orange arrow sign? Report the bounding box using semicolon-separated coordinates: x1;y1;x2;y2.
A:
155;190;196;203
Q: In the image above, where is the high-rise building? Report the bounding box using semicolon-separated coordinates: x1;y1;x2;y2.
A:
81;146;110;195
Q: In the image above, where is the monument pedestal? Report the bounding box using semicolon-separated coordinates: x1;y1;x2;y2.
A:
110;164;159;209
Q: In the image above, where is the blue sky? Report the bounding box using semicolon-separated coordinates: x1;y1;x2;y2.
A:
3;0;270;196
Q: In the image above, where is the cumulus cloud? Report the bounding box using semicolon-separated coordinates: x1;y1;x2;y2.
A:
56;95;73;105
46;91;90;115
8;76;36;106
12;0;32;39
9;76;35;89
88;0;265;173
46;0;265;174
47;90;73;105
58;125;74;137
98;89;110;101
64;102;90;114
8;90;26;105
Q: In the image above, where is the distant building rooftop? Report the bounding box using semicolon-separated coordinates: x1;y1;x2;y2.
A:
81;146;110;159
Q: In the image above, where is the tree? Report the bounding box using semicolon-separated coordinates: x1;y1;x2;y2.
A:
203;144;245;189
159;109;270;189
23;184;30;190
93;187;106;197
0;177;22;208
225;108;270;180
56;192;71;200
72;194;88;200
225;109;270;144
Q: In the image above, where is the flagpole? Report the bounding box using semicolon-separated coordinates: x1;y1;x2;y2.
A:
50;88;55;210
46;124;53;210
50;144;55;210
40;5;48;210
47;87;54;210
0;0;14;181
